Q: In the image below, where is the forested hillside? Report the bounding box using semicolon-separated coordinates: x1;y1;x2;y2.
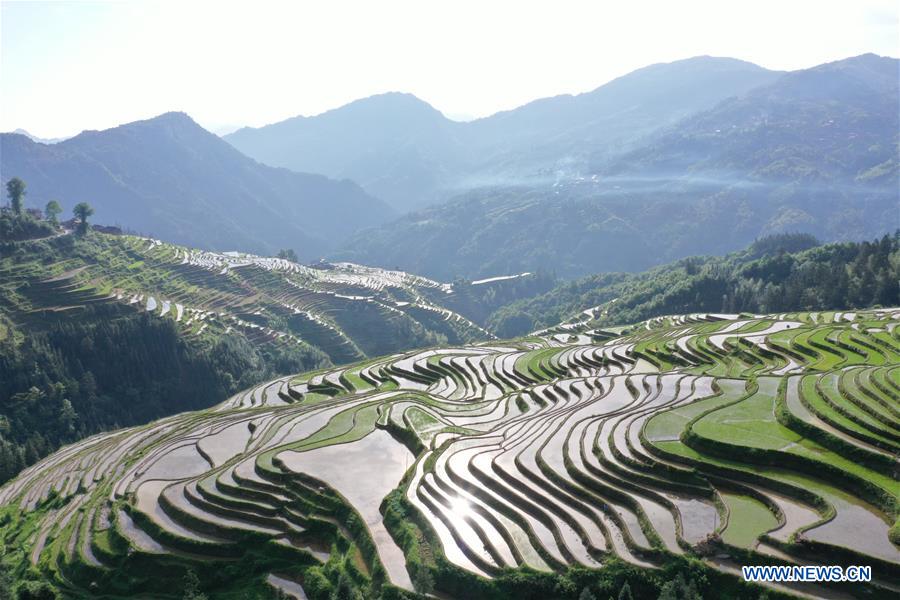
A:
0;305;317;484
487;233;900;336
0;234;325;485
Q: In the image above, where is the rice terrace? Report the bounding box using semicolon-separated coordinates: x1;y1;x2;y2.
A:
1;308;897;598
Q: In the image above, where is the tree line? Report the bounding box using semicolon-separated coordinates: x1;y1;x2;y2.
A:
2;176;94;241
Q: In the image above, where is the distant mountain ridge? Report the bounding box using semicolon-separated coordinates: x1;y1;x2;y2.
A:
226;56;782;211
608;53;899;180
8;128;69;144
3;54;896;277
1;112;393;257
333;54;899;279
227;92;466;213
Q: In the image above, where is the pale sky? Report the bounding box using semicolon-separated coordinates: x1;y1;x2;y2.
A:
1;0;898;138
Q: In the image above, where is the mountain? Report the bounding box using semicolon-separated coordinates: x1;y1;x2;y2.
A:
226;57;781;211
0;112;394;257
609;53;899;181
457;56;781;179
335;55;899;279
227;93;466;212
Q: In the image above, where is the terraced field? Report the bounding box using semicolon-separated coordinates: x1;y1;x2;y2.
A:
1;309;898;598
1;233;499;363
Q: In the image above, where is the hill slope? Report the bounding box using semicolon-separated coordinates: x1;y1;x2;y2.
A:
0;229;551;485
0;112;393;257
335;55;899;279
487;233;900;337
2;307;897;599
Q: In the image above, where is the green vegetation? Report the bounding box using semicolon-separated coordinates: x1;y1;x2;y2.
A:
0;308;896;599
0;219;555;488
0;211;55;243
43;201;61;226
5;177;26;215
71;202;93;235
0;304;322;484
720;494;780;548
276;248;299;262
489;233;900;336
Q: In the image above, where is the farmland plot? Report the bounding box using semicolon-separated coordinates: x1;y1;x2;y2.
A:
1;309;898;598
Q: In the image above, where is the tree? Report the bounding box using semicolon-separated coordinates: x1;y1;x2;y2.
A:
411;563;435;593
657;574;701;600
5;177;26;215
657;580;678;600
73;202;94;235
44;200;62;225
13;580;59;599
277;248;299;262
58;399;77;434
182;569;207;600
578;586;597;600
0;551;10;600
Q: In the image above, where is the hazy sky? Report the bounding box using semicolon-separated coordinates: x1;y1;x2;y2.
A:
2;0;898;138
